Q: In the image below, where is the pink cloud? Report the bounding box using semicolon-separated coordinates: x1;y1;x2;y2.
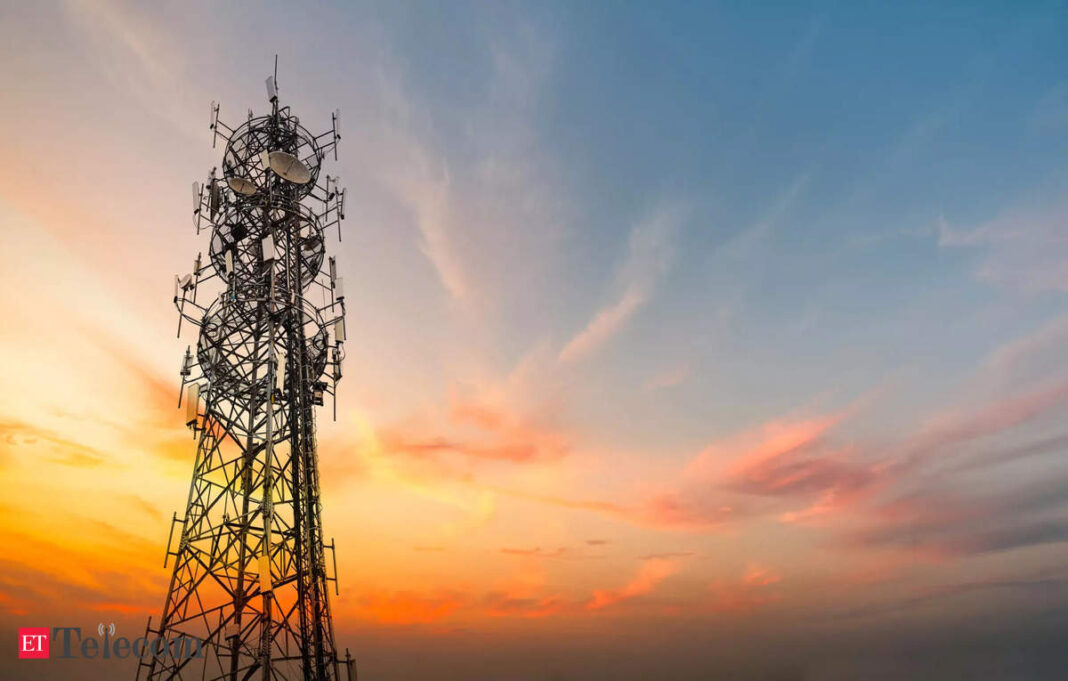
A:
586;557;683;611
706;565;784;614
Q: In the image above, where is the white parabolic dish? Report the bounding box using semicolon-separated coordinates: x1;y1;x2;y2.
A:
227;176;258;196
268;151;312;184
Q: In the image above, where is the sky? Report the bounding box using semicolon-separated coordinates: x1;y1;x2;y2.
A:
2;1;1068;679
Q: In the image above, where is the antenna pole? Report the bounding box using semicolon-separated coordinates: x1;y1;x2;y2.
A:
142;71;350;681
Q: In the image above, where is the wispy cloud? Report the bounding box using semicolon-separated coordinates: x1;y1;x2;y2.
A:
559;203;685;363
643;364;690;391
586;556;684;611
62;0;205;140
938;203;1068;294
704;565;784;614
401;163;470;302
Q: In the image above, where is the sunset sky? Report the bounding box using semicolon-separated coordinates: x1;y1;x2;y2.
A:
3;1;1068;679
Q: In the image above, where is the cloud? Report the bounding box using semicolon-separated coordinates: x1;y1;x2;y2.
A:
365;391;572;468
482;593;566;619
365;12;564;312
895;378;1068;471
352;590;466;624
122;494;163;521
558;288;647;363
676;412;877;527
62;0;205;141
397;162;470;302
938;203;1068;294
559;203;685;363
381;434;553;463
0;514;165;619
639;551;696;560
0;418;108;468
952;431;1068;473
639;375;1068;533
842;473;1068;558
586;557;684;611
831;575;1068;621
498;545;605;560
742;565;782;587
686;414;842;482
500;546;569;558
628;492;737;532
643;364;690;391
706;565;783;614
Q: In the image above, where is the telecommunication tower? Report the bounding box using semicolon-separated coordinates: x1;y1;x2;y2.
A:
138;65;356;681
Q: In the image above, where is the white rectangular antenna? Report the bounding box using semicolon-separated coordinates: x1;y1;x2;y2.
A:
334;319;346;343
266;76;278;102
185;383;200;426
192;181;201;213
334;277;345;299
224;250;234;276
209;181;221;217
262;234;276;261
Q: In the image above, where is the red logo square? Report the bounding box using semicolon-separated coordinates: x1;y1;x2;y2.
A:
18;628;49;659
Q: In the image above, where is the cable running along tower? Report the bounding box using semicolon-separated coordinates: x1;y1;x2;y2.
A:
139;68;355;681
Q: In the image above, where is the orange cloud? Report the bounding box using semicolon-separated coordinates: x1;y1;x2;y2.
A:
500;546;570;558
352;392;572;471
381;433;554;463
742;564;782;587
586;557;683;611
353;590;466;624
0;419;107;469
689;415;841;482
707;565;784;614
483;593;567;619
629;491;736;532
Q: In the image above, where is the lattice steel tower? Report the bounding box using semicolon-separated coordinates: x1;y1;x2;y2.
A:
138;67;355;681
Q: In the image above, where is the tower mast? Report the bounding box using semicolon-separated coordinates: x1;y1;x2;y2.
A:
139;68;352;681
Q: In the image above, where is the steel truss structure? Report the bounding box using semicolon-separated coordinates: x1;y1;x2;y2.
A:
138;71;355;681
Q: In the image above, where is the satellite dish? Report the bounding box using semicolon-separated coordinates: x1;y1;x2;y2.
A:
228;176;258;196
268;151;312;184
